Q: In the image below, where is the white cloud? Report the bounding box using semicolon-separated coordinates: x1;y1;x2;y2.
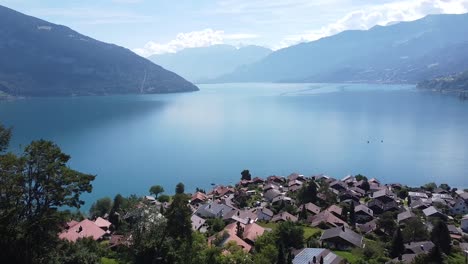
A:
133;29;259;57
276;0;468;49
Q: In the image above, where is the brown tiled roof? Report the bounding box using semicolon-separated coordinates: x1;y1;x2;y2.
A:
59;219;106;242
271;212;298;222
320;226;363;248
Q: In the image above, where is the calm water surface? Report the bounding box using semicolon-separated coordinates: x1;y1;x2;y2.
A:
1;83;467;207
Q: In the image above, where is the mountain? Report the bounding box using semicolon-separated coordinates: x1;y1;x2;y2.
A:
216;13;468;84
0;5;198;97
149;45;271;83
417;70;468;92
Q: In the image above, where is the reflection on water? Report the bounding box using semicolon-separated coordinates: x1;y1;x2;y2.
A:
1;83;467;209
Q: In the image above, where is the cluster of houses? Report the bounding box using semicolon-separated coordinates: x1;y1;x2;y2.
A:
59;173;468;264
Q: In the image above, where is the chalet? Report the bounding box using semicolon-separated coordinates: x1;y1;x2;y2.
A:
349;187;366;197
223;209;257;224
94;217;112;231
195;202;236;218
271;212;298;223
208;229;252;252
251;177;264;184
461;214;468;232
267;175;284;184
422;206;447;220
224;222;266;244
409;199;431;210
271;195;294;205
329;181;347;192
253;207;274;221
264;188;282;202
404;241;434;254
59;219;107;242
433;188;449;194
210;186;235;197
339;191;360;204
308;211;348;229
191;214;207;231
299;202;321;215
387;254;417;264
293;248;344;264
368;178;380;185
432;193;453;201
357;219;378;234
367;199;399;214
408;191;429;200
288;184;303;193
397;210;417;225
320;226;363;249
354;204;374;224
447;225;462;240
287;173;306;182
325;205;343;219
191;192;208;205
451;198;468;215
371;189;395;203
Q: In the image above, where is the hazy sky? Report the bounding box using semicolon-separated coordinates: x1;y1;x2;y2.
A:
1;0;467;57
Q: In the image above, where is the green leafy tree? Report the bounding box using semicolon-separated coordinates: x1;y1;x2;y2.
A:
149;185;164;198
438;183;450;191
89;197;112;218
377;212;397;236
349;202;356;227
158;194;170;203
276;221;304;249
241;170;252;181
402;217;428;243
361;180;370;193
297;181;317;204
355;174;368;181
431;220;451;254
109;194;124;230
176;182;185;194
254;244;277;264
166;191;192;241
0;135;95;264
423;182;437;192
0;124;11;152
390;228;405;258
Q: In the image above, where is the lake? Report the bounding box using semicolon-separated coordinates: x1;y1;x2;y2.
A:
1;83;467;208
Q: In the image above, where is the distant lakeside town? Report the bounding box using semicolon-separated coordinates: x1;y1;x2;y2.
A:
62;171;468;264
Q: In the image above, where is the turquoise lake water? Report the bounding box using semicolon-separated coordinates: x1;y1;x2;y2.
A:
1;83;467;208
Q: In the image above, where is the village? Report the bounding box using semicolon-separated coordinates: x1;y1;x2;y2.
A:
59;172;468;264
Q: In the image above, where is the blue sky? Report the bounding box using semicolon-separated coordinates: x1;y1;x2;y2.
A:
1;0;467;57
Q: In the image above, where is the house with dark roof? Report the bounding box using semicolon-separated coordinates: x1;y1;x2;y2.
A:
357;219;378;234
271;212;298;223
462;214;468;232
253;207;274;221
191;214;207;231
195;202;236;218
271;195;294;205
367;199;399;214
422;206;447;220
223;209;257;224
320;226;363;250
387;254;417;264
371;189;395;203
292;248;344;264
339;191;360;203
264;188;282;202
354;204;374;224
404;241;434;254
447;224;462;240
308;211;348;229
299;202;321;215
397;210;417;225
329;181;347;192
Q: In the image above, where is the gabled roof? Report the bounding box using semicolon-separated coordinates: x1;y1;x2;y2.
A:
196;202;235;218
309;211;347;228
300;202;321;214
271;212;298;222
243;222;266;243
191;192;208;203
404;241;434;254
326;205;343;216
397;210;416;223
422;206;446;217
293;248;343;264
355;204;373;217
357;219;377;234
59;219;106;242
264;188;282;201
208;228;252;252
223;209;257;224
191;214;206;230
320;226;363;248
94;217;111;229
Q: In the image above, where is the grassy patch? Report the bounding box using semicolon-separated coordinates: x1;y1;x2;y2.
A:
447;252;467;264
101;257;119;264
258;222;278;230
334;250;360;264
303;226;321;240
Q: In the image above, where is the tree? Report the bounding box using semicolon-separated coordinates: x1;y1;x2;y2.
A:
276;221;304;249
277;243;286;264
423;182;437;192
0;124;11;152
299;205;308;220
355;174;368;181
166;192;192;241
236;221;244;238
407;195;412;206
149;185;164;198
361;180;370;193
349;202;356;227
402;218;428;243
176;182;185;194
431;220;451;254
0;135;95;264
158;194;170;203
439;183;450;191
377;212;397;236
390;228;405;258
297;181;317;204
241;170;252;181
89;197;112;218
109;194;124;230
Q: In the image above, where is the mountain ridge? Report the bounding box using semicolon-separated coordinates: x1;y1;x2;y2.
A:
214;13;468;84
0;5;198;97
